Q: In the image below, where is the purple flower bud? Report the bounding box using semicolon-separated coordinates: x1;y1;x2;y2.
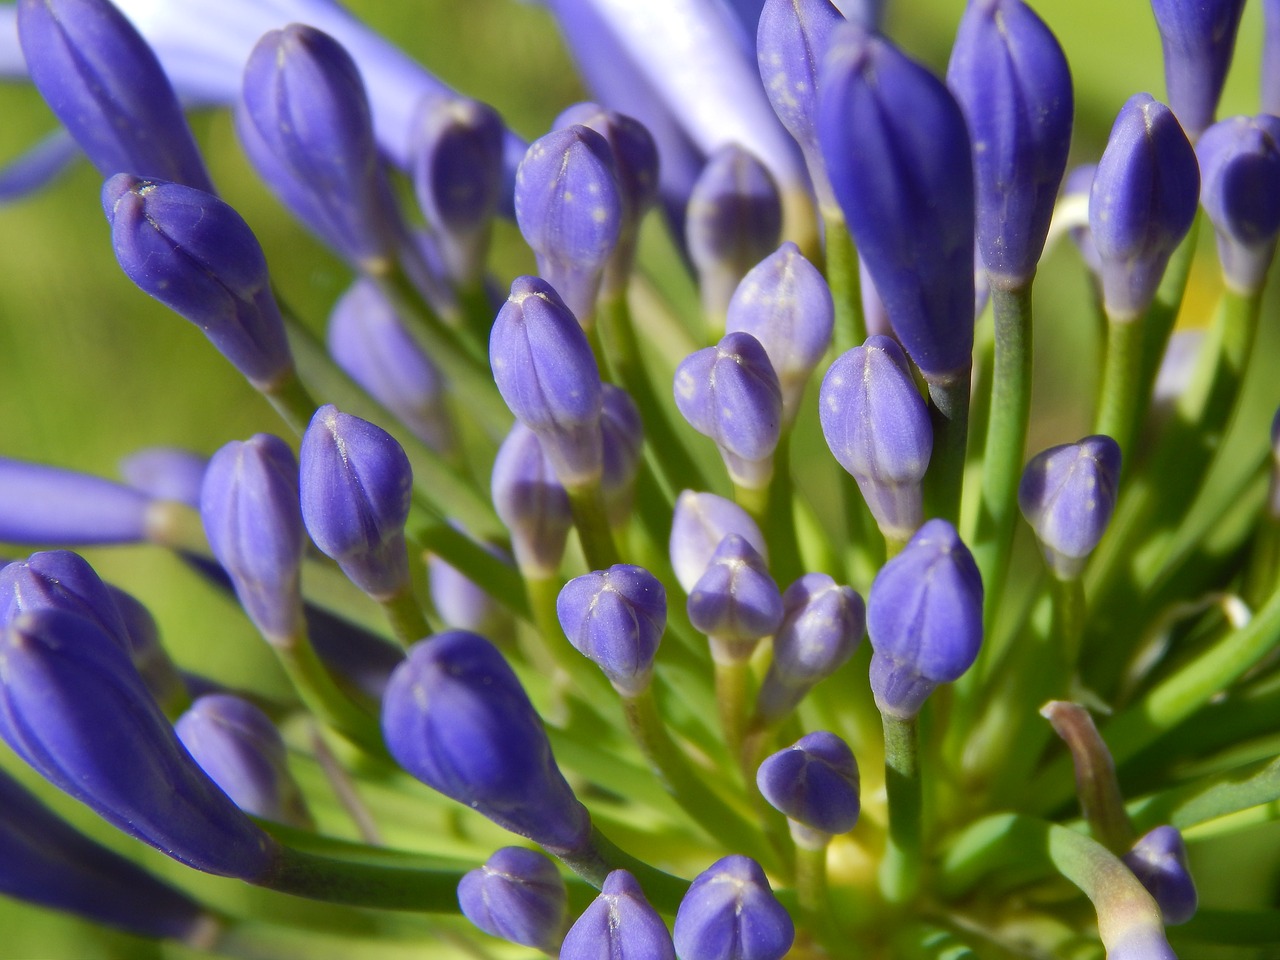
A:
1150;0;1247;139
201;435;305;645
555;103;661;227
1123;826;1197;925
490;276;604;486
1089;94;1200;321
1106;928;1178;960
119;447;207;509
0;609;277;878
1196;114;1280;293
1018;435;1122;580
1064;164;1103;276
866;519;983;718
726;242;834;423
0;550;130;652
669;491;768;593
819;337;933;541
674;331;783;489
0;459;154;546
818;25;975;381
947;0;1074;289
688;534;784;662
102;174;293;388
859;257;893;338
515;125;623;323
756;731;860;841
600;384;644;527
757;573;865;722
672;855;795;960
686;145;784;321
428;546;511;637
557;564;666;696
300;405;413;599
561;869;676;960
491;422;573;578
458;846;568;952
16;0;214;191
382;631;592;853
176;693;311;828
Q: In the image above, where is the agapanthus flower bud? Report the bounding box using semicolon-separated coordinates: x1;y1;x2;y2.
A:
0;550;130;652
818;25;975;381
515;125;623;323
859;257;893;338
686;145;784;321
1123;825;1198;925
688;534;784;662
674;331;783;489
16;0;214;192
0;458;159;545
819;336;933;541
428;544;512;638
457;846;568;952
300;405;413;599
561;869;675;960
947;0;1074;289
672;855;795;960
726;242;834;423
0;609;277;878
491;422;573;578
669;490;768;593
600;384;644;527
557;564;666;696
1196;114;1280;294
1150;0;1247;139
1018;435;1122;580
1089;94;1200;321
119;447;207;509
102;173;293;389
756;730;860;843
1064;164;1103;276
175;693;312;828
556;103;661;228
490;276;604;486
381;631;591;853
756;573;865;722
866;519;983;718
201;435;305;645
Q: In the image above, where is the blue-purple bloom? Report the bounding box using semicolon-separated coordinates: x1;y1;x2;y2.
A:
0;459;152;545
600;384;645;526
688;534;784;662
491;422;574;578
0;550;131;653
560;869;675;960
1123;825;1197;925
457;846;568;952
756;730;860;842
669;490;768;593
557;564;667;696
118;447;207;509
1149;0;1247;140
1018;435;1122;580
428;548;512;638
672;854;795;960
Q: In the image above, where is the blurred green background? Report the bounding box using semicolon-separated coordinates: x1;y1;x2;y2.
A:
0;0;1273;955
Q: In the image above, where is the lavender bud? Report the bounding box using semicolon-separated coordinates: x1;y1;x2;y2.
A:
554;103;661;229
458;846;568;952
756;731;860;843
561;869;676;960
1089;94;1200;321
674;331;783;490
1150;0;1247;139
1064;164;1104;276
947;0;1074;289
726;242;834;424
819;337;933;541
557;564;666;696
490;276;604;486
672;855;795;960
859;257;893;338
866;519;983;718
300;405;413;600
1123;826;1198;925
686;145;784;322
669;491;768;593
1018;435;1122;580
600;384;644;527
428;546;511;638
0;458;156;545
0;550;130;652
102;174;293;389
119;447;207;509
688;534;784;663
16;0;214;191
381;631;592;853
818;25;975;381
0;609;277;878
491;422;573;578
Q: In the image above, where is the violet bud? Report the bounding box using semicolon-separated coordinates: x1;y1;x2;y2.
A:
1150;0;1247;140
176;693;312;828
674;331;783;490
0;550;130;652
686;145;784;323
866;519;983;718
688;534;784;663
819;337;933;541
726;242;834;424
491;422;573;578
119;447;207;509
1123;826;1198;925
672;855;795;960
300;405;413;600
458;846;568;952
859;257;893;338
669;491;768;593
561;869;676;960
1089;94;1200;321
0;609;277;878
1018;435;1122;581
16;0;214;191
381;631;592;853
102;174;293;389
1196;114;1280;294
947;0;1074;289
818;25;976;382
557;564;666;696
1064;164;1103;276
428;546;512;638
490;275;604;487
756;731;860;844
600;384;644;527
0;458;155;545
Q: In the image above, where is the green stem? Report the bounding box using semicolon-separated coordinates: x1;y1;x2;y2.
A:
879;713;922;905
1053;575;1086;677
1135;219;1200;418
556;825;691;913
258;841;464;911
923;370;971;527
1040;700;1134;854
713;653;752;767
274;629;386;758
793;839;846;955
378;582;432;647
760;433;803;586
822;207;867;356
1094;313;1145;463
566;480;621;569
260;367;320;436
409;517;531;620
